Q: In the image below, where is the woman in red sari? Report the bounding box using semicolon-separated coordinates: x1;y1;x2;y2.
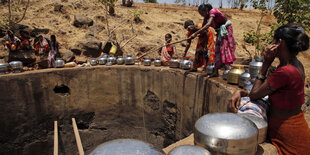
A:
228;24;310;155
190;4;236;77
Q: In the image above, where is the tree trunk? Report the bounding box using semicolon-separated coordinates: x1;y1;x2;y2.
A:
122;0;125;6
108;4;115;15
126;0;133;7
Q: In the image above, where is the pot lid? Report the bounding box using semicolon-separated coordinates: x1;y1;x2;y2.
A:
89;139;165;155
168;145;211;155
195;113;258;140
239;113;267;129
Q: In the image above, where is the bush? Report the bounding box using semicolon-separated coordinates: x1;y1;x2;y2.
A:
143;0;157;3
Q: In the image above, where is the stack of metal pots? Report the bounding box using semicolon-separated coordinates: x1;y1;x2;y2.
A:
249;56;263;82
9;61;23;72
89;139;165;155
0;63;9;74
194;113;258;154
168;145;211;155
238;66;251;88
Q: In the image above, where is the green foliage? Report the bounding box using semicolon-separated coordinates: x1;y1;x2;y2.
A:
0;18;10;30
273;0;310;31
129;10;145;23
143;0;157;3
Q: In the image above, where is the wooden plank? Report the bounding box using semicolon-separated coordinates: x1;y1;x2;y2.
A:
54;121;58;155
72;118;85;155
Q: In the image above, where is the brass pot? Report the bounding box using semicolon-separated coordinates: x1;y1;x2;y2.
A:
227;64;244;85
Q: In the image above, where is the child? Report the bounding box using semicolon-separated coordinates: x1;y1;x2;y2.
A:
159;33;176;66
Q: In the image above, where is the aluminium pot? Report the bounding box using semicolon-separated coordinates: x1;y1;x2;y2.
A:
223;66;231;80
107;55;116;65
227;64;244;85
90;58;98;66
194;113;258;155
238;66;251;88
154;58;161;67
180;58;193;70
98;57;107;65
144;58;151;66
169;58;180;68
89;139;165;155
168;145;211;155
0;63;9;74
207;63;215;75
249;56;263;82
9;61;23;73
239;113;267;144
125;55;134;65
117;56;125;65
55;59;65;68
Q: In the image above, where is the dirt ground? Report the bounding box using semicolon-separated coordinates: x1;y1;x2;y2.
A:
0;1;309;89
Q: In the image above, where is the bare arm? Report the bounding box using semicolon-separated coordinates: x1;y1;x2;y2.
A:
190;16;214;39
183;40;191;57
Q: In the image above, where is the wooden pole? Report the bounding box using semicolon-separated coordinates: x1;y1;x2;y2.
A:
72;118;84;155
54;121;58;155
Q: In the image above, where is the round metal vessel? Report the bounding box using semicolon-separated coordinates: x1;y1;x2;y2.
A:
238;66;251;88
168;145;211;155
0;63;9;74
223;66;231;80
249;56;263;82
144;58;151;66
239;113;267;144
194;113;258;155
117;56;125;65
154;58;161;67
55;59;65;68
9;61;23;73
125;55;135;65
89;139;165;155
207;63;215;75
180;59;192;70
90;58;98;66
227;64;244;85
107;56;116;65
98;57;107;65
169;58;180;68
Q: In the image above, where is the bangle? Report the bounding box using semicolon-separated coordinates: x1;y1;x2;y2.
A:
256;74;266;81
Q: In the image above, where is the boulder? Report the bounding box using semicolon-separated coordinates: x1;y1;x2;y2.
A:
30;28;50;37
59;49;75;62
89;25;105;34
8;49;36;66
71;37;102;57
73;15;94;28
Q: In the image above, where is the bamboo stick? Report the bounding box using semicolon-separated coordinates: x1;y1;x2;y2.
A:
54;121;58;155
72;118;84;155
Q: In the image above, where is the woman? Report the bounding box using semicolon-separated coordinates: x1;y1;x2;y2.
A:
183;20;215;72
159;33;176;66
228;24;310;155
48;35;59;68
190;4;236;76
34;35;49;55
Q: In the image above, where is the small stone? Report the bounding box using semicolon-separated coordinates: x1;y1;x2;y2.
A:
145;26;151;30
73;15;94;28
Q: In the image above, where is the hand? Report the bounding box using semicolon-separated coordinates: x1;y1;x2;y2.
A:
228;90;242;113
263;43;279;64
190;33;198;40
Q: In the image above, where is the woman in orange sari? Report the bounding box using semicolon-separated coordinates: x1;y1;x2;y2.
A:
228;24;310;155
183;20;215;72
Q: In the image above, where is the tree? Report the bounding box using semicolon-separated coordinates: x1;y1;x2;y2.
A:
0;0;30;30
273;0;310;31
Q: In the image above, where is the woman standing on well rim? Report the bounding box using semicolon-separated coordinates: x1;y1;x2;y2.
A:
190;4;236;77
228;24;310;155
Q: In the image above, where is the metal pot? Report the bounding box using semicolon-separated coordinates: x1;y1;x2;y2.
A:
249;56;263;82
207;63;215;75
239;113;267;144
168;145;211;155
170;58;180;68
89;139;165;155
244;81;253;91
55;59;65;68
194;113;258;155
0;63;9;74
107;55;116;65
238;66;251;88
90;58;98;66
103;53;109;58
125;55;134;65
144;58;151;66
223;66;231;80
154;58;161;67
98;57;107;65
180;58;193;70
117;56;125;65
9;61;23;73
227;64;244;85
